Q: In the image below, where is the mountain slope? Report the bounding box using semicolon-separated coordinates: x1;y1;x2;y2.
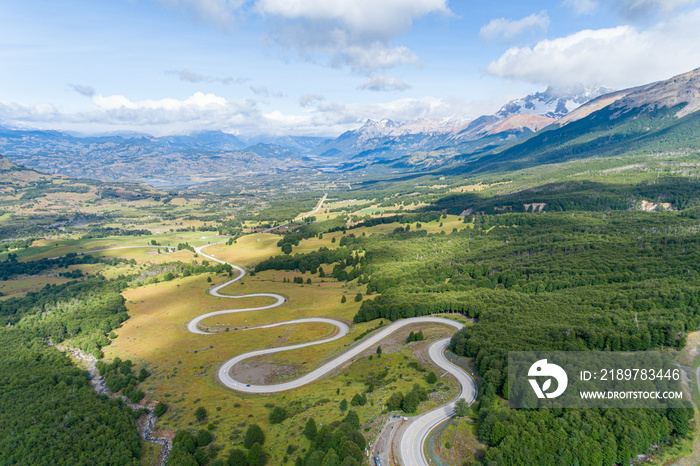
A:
312;113;556;170
460;67;700;174
0;154;48;184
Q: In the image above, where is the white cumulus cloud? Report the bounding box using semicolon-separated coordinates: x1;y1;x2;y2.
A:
255;0;450;38
485;8;700;88
156;0;450;73
0;100;61;122
479;11;550;43
0;91;504;138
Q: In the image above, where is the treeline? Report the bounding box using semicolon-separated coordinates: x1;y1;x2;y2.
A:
255;247;365;280
349;211;443;229
0;252;101;280
125;260;234;288
0;237;34;252
217;218;244;236
177;242;196;253
354;291;479;323
275;216;348;253
81;227;151;239
250;195;322;224
17;180;90;201
429;178;700;215
153;260;233;283
273;212;443;255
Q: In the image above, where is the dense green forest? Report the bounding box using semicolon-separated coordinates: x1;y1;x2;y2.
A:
0;277;143;464
351;210;700;380
0;252;103;280
0;329;142;465
344;206;699;463
474;395;693;465
430;177;700;215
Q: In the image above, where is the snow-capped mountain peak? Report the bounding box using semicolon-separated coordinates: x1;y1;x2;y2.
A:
496;84;615;119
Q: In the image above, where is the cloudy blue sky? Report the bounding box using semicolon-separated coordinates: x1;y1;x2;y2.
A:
2;0;700;137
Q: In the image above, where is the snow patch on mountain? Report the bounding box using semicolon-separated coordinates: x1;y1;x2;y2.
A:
497;84;615;119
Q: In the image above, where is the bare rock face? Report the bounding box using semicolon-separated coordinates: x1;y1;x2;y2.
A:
610;67;700;118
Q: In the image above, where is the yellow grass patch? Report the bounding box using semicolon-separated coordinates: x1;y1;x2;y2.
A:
0;276;73;299
205;234;281;268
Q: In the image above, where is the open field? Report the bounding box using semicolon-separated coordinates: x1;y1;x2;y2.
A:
0;231;223;262
204;234;282;268
0;275;73;300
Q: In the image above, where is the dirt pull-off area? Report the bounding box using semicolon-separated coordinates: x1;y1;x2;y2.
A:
228;358;303;384
372;416;404;465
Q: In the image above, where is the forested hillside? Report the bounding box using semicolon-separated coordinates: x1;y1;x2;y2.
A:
0;278;142;464
462;103;700;175
349;209;699;463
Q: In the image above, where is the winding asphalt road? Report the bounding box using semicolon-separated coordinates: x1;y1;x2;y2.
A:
186;244;287;336
50;221;475;464
399;339;478;466
188;241;478;465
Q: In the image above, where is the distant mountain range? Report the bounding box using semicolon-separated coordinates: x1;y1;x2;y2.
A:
2;71;699;184
308;85;610;164
0;127;311;185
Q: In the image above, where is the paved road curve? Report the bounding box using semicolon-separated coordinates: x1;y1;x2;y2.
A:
186;244;287;336
399;339;478;466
